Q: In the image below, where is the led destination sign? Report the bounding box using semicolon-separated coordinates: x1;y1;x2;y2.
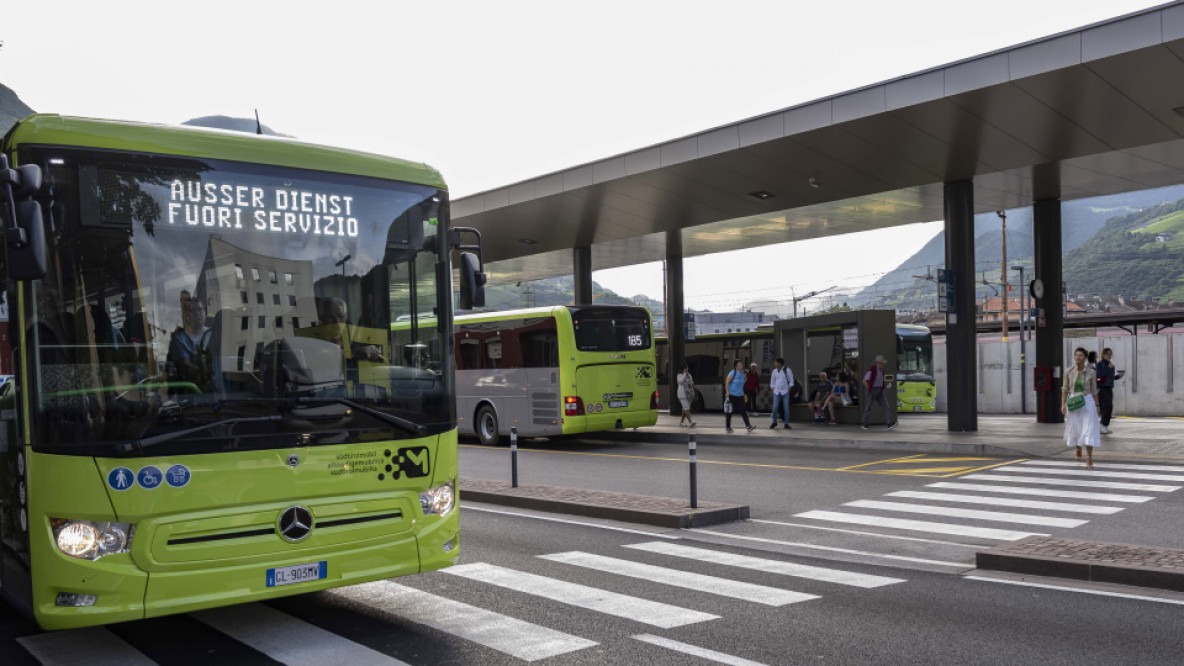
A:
167;179;359;237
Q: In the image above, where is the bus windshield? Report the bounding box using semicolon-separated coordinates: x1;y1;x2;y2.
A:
897;331;934;382
570;306;651;352
22;147;451;457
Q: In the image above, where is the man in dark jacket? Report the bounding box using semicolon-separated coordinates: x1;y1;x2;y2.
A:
1095;347;1116;434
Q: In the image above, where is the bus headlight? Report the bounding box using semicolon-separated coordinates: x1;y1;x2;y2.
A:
419;482;455;516
52;519;134;560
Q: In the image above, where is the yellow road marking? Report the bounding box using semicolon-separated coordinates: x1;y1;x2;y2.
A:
940;458;1028;477
837;454;925;471
459;444;1018;477
866;466;979;475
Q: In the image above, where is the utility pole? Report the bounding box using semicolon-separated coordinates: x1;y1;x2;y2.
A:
792;285;837;318
997;211;1008;342
1012;264;1027;414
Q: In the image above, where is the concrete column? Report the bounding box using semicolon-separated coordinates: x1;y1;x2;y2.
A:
665;231;685;416
1033;198;1064;423
944;180;978;432
573;246;592;305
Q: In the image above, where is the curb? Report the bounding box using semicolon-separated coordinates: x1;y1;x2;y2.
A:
977;537;1184;593
459;480;750;529
577;429;1031;458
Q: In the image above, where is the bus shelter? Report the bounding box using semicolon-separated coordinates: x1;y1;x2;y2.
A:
774;310;897;424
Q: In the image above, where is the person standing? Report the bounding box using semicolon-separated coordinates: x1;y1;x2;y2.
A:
1062;346;1101;468
1095;347;1116;435
676;362;696;428
725;359;755;433
744;363;761;415
769;357;793;429
861;354;897;430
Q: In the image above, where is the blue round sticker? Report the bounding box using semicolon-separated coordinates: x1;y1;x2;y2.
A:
107;467;135;491
165;464;191;488
137;465;163;490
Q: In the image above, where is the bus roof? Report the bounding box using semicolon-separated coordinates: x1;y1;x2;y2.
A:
455;304;649;324
3;114;446;190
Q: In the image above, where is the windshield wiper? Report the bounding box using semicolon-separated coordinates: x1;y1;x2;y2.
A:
124;415;285;455
296;397;427;437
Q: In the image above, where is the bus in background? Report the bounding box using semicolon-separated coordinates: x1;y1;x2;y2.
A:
455;305;658;445
656;324;935;413
896;324;936;412
0;114;483;629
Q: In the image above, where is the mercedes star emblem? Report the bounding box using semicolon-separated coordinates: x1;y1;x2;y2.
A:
287;454;300;468
277;506;314;542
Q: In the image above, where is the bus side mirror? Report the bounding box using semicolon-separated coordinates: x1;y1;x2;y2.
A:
458;251;486;310
2;159;49;281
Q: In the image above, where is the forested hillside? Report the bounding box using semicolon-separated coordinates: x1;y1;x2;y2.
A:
1063;199;1184;302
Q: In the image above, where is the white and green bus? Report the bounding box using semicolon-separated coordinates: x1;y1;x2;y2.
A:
0;114;483;629
455;305;658;444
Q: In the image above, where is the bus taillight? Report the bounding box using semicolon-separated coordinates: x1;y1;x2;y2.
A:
564;396;584;416
650;391;659;409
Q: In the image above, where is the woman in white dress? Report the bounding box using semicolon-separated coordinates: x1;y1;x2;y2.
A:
1061;347;1100;468
676;363;696;428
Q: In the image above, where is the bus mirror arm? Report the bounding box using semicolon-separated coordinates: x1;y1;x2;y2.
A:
0;155;48;280
451;227;486;310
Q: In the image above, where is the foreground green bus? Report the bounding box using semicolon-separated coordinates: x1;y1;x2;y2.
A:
0;115;482;629
455;305;658;444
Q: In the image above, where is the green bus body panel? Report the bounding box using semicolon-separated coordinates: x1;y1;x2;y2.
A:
897;381;937;412
25;433;459;630
4;114;447;189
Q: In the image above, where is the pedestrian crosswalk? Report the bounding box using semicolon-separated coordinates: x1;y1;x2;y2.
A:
11;537;906;665
791;461;1178;544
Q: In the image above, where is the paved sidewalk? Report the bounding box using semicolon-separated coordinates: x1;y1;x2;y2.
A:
978;536;1184;593
583;412;1184;460
459;477;749;528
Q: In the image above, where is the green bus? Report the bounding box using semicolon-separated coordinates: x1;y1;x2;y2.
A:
896;323;936;412
0;115;483;629
455;305;658;445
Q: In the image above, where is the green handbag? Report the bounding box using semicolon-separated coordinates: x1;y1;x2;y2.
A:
1067;375;1085;411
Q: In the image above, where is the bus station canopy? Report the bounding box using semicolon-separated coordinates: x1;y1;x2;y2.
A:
453;5;1184;285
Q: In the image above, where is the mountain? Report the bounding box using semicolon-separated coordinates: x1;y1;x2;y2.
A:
1063;199;1184;302
182;115;288;136
1;83;35;136
859;184;1184;310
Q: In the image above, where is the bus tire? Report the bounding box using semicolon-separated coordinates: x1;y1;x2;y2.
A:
475;405;501;446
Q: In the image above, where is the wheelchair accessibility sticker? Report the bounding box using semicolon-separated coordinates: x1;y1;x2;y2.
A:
137;465;163;489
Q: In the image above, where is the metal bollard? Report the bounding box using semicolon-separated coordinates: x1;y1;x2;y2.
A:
510;427;518;488
688;434;697;509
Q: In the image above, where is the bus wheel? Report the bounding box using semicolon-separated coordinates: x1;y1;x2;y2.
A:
476;405;501;446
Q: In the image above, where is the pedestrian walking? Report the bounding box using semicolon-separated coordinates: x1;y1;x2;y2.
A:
769;357;793;429
676;362;696;428
744;363;760;415
724;360;755;433
1062;346;1100;468
1095;347;1116;435
861;354;896;430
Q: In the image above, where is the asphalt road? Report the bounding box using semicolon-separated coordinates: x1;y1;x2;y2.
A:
5;437;1184;664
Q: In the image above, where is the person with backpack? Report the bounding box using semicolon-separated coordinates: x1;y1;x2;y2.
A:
744;363;761;415
724;359;755;433
768;357;794;429
861;354;897;430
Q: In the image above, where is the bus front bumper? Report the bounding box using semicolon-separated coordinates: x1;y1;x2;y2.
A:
33;508;459;630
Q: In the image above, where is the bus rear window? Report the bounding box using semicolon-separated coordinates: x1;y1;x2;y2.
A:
571;307;651;352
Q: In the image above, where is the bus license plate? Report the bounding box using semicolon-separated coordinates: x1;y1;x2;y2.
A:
608;400;628;408
267;561;327;587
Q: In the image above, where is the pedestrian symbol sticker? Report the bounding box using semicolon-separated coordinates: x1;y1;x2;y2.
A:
165;464;191;488
108;467;134;491
137;465;163;490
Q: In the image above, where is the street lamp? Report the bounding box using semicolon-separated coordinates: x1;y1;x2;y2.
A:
335;253;352;278
1011;264;1027;414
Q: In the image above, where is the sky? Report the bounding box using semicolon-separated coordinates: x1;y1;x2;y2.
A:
2;0;1170;311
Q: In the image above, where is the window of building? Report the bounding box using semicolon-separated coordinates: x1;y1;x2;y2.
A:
234;264;244;281
241;317;249;330
284;272;293;285
268;270;277;284
251;267;261;281
237;345;246;371
275;316;283;329
257;292;264;304
288;295;297;306
258;316;266;329
240;290;248;304
273;294;281;305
